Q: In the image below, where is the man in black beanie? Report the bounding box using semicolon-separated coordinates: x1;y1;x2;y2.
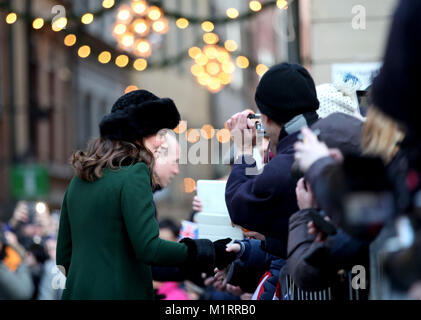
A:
225;63;320;258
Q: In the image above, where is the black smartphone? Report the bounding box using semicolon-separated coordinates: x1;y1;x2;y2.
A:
307;211;337;236
357;90;370;117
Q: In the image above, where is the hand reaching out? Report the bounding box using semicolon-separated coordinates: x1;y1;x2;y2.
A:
296;178;318;210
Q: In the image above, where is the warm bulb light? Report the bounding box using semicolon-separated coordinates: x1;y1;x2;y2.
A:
52;17;67;31
132;0;148;14
222;62;236;74
121;33;135;47
174;121;187;135
201;125;215;140
98;51;112;64
206;62;221;76
218;72;232;85
102;0;115;9
148;6;162;21
191;64;205;77
117;6;132;22
152;18;168;34
226;8;240;19
133;19;149;35
32;18;44;29
133;58;148;71
6;12;17;24
201;21;214;32
125;85;139;94
204;45;218;59
64;34;77;46
78;45;91;58
188;47;202;59
236;56;250;69
277;0;289;9
113;23;127;36
136;40;150;53
176;18;189;29
256;64;269;76
81;13;94;24
195;54;209;66
115;55;129;67
249;1;262;12
224;40;238;52
203;33;219;45
216;128;231;144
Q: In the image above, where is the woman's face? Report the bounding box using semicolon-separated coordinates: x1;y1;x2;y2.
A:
144;132;167;154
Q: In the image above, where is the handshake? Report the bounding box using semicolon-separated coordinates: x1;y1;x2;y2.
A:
180;238;238;275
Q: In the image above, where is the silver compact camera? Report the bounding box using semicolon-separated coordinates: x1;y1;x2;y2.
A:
247;114;265;135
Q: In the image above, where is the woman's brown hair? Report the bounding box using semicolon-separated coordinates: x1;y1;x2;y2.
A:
71;138;157;186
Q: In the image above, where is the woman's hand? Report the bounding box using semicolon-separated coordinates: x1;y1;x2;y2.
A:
294;128;330;173
296;178;318;210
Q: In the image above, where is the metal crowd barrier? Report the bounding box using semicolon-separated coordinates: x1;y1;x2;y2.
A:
281;271;361;301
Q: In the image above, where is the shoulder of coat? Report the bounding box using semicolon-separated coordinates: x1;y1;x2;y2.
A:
125;161;150;176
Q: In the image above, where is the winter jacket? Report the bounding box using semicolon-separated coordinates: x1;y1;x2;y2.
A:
225;133;300;258
57;162;190;300
227;239;275;293
286;209;369;291
255;258;285;300
0;246;34;300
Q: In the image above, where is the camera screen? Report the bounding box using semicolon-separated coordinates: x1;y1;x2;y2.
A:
357;90;370;117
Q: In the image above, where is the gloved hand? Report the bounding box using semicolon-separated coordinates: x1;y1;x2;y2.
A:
213;238;237;270
179;238;237;274
180;238;215;274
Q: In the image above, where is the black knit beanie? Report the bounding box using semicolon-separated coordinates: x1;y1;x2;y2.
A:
255;63;319;124
99;90;181;142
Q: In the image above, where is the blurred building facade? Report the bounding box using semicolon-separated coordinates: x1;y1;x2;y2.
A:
0;0;129;219
0;0;400;222
299;0;398;84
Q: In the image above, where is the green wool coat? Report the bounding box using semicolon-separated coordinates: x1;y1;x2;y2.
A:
56;162;189;300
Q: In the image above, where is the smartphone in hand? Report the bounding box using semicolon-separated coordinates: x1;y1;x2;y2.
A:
307;211;337;236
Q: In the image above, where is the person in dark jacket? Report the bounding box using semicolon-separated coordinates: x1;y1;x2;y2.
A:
225;63;320;259
286;113;369;292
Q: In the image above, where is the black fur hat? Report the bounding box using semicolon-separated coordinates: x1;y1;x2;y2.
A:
99;90;181;142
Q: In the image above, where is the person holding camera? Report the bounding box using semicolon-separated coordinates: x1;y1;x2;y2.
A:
225;63;320;259
56;90;236;300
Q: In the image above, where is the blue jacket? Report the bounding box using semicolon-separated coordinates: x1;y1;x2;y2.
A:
228;239;285;299
225;133;300;258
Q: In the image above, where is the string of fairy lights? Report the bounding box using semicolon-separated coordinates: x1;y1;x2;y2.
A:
1;0;290;93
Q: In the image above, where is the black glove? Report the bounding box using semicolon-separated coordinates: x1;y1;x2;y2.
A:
180;238;215;274
213;238;237;270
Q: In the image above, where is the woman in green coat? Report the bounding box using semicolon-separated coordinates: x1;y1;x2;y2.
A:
56;90;234;300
